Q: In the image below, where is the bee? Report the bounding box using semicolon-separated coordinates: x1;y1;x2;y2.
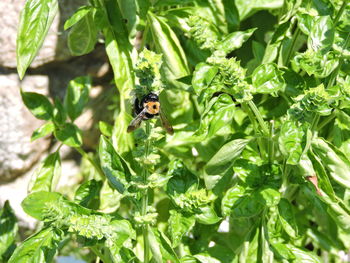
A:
127;93;174;135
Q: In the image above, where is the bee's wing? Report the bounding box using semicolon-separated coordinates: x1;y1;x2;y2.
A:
127;108;147;133
159;107;174;135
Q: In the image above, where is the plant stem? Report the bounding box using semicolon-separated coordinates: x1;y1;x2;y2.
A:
242;102;267;159
283;26;301;66
141;122;151;263
75;147;104;178
334;0;349;26
327;32;350;89
317;111;336;131
268;120;275;163
247;100;270;136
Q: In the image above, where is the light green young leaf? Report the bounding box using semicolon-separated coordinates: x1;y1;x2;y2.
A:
168;210;195;247
99;135;131;193
0;201;18;261
64;76;91;121
16;0;58;79
312;137;350;189
204;139;250;189
99;121;113;137
54;123;82;147
67;11;97;56
278;198;298;238
31;121;55;141
28;152;61;193
148;12;189;79
64;6;93;30
252;63;286;95
21;91;53;120
8;227;61;263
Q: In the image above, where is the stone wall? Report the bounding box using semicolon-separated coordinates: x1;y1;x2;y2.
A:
0;0;110;228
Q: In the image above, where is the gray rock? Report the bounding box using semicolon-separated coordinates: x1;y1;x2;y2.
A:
0;74;50;181
0;0;86;69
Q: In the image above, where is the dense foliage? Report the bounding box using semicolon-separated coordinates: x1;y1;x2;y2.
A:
1;0;350;262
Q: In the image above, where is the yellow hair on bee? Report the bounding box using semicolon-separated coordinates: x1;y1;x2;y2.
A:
145;101;160;115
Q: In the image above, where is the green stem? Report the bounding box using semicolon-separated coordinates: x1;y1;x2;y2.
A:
268;120;275;163
248;100;270;136
75;147;104;178
310;113;320;132
242;103;267;159
327;32;350;89
90;247;110;263
317;111;336;131
334;0;348;26
141;122;151;263
284;26;301;66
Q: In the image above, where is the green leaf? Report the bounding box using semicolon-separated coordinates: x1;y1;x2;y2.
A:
192;63;218;95
28;152;61;193
0;201;18;261
99;135;131;193
257;188;281;207
217;28;257;55
232;194;264;218
111;110;134;155
147;226;162;263
64;76;91;121
154;0;194;7
287;245;322;263
53;98;67;125
221;185;245;217
194;206;221;225
308;15;334;54
204;139;250;189
54;123;82;147
8;227;62;263
74;179;103;209
308;151;336;199
67;11;97;56
293;50;339;78
21;91;53;120
168;210;195;247
99;121;113;137
312;137;350;189
235;0;283;20
102;1;135;95
278;120;305;165
16;0;58;79
31;121;55;141
22;191;64;220
64;6;93;30
148;12;189;79
252;63;286;94
193;253;221;263
278;198;298;238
